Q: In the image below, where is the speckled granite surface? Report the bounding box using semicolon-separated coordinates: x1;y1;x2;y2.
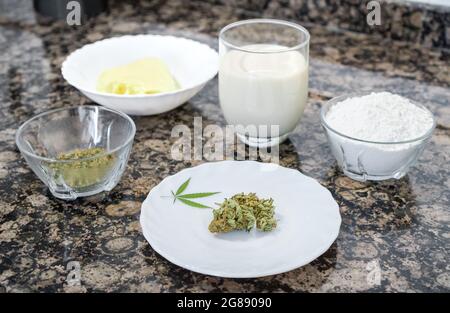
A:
0;0;449;292
213;0;450;49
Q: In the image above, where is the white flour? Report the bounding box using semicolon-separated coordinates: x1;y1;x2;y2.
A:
323;92;435;180
325;92;434;142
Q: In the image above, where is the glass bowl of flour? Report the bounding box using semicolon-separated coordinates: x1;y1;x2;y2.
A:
320;91;436;181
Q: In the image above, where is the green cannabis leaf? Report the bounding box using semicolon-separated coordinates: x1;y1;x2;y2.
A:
178;198;211;209
178;192;220;199
169;177;219;208
176;178;191;195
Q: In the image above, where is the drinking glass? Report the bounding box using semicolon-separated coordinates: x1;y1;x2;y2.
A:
219;19;310;147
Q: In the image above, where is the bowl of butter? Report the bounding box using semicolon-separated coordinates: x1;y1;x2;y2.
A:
61;35;218;115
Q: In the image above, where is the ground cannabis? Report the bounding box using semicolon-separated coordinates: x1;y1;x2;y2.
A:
49;147;115;188
208;193;277;233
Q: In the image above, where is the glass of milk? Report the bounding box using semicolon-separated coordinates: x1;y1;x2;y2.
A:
219;19;310;147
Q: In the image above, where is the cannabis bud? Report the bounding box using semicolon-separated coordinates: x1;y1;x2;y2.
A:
208;193;277;233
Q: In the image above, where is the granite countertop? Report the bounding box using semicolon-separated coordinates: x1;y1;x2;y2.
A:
0;0;449;292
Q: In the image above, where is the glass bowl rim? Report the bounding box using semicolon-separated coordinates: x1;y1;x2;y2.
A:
320;91;437;145
219;18;310;54
15;105;136;163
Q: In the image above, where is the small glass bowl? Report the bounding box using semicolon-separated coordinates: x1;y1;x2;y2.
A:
16;105;136;199
320;92;436;181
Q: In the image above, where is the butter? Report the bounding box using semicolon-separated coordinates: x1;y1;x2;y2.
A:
96;57;179;95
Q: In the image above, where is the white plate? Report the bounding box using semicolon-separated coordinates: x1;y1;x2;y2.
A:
61;35;218;115
140;161;341;278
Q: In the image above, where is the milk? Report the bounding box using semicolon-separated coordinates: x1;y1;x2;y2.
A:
219;44;308;138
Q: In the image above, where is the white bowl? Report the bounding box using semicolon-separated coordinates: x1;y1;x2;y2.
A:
61;35;219;115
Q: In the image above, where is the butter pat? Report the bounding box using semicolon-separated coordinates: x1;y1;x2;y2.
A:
96;57;179;95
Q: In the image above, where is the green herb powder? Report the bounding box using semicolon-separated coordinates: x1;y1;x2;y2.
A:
49;147;115;189
208;193;277;233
